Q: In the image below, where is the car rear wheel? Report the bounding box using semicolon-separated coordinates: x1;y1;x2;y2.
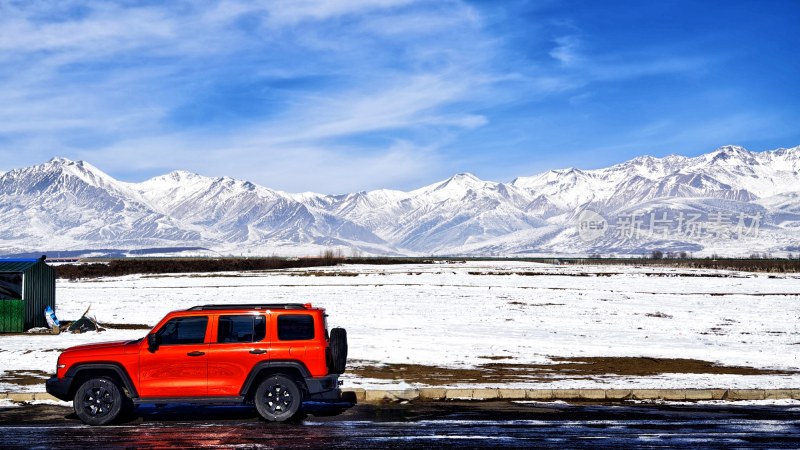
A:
73;377;124;426
254;375;301;422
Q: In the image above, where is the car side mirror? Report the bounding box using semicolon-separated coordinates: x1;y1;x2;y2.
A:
147;334;161;352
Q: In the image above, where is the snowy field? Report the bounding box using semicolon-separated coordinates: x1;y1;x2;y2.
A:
0;261;798;392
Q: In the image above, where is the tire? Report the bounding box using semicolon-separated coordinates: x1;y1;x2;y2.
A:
254;375;301;422
73;377;125;426
328;327;348;374
118;396;137;422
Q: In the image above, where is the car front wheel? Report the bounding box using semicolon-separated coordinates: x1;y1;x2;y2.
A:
73;377;124;426
254;375;301;422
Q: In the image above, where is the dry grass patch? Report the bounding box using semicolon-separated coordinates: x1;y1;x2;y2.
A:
349;357;795;386
0;370;50;386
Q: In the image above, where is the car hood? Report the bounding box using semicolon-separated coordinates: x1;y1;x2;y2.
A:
63;340;135;353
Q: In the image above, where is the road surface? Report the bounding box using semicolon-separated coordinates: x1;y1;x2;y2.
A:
1;400;799;448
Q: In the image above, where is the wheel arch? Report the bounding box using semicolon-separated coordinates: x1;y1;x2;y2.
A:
66;363;139;400
240;361;311;400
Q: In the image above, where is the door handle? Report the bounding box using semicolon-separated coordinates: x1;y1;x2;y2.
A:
187;351;205;357
249;349;267;355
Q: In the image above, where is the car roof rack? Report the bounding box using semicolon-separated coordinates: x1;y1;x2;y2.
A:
188;303;309;311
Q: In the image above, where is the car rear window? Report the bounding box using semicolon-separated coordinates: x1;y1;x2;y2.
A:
217;315;266;343
277;314;314;341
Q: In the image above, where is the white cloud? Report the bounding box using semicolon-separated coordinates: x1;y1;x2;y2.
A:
76;131;443;194
259;0;418;26
0;4;176;56
242;141;442;194
267;74;487;142
588;55;708;81
358;3;480;37
549;35;581;66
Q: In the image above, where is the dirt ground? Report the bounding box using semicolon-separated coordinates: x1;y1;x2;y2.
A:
350;357;796;385
0;371;51;386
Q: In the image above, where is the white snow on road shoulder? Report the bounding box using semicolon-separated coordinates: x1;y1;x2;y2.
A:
625;398;800;407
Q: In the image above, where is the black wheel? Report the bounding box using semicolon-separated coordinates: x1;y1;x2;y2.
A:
73;378;124;426
254;375;301;422
328;327;348;374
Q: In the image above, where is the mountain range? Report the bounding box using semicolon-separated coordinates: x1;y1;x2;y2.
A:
1;145;798;257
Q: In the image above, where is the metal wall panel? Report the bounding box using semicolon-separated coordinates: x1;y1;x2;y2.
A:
22;262;56;329
0;260;56;331
0;299;24;332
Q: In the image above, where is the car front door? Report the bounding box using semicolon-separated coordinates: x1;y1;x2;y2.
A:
139;315;210;398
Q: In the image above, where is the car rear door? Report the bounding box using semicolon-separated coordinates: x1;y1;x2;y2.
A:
269;312;327;376
207;313;269;396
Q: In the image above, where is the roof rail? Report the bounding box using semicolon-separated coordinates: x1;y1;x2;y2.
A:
188;303;308;311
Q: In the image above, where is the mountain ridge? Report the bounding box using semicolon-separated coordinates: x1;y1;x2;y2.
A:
1;145;798;257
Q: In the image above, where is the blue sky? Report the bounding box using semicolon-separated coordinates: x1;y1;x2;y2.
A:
1;0;798;193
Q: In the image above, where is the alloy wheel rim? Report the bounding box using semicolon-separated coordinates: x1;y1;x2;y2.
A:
264;384;293;415
82;387;114;417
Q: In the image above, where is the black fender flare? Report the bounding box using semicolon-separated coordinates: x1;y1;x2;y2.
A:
239;361;312;396
65;363;139;399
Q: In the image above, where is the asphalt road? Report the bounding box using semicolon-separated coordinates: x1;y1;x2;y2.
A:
1;400;799;449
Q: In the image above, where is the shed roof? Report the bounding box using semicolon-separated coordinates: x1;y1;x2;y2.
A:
0;259;42;273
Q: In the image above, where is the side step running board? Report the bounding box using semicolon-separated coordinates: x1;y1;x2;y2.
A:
133;396;245;405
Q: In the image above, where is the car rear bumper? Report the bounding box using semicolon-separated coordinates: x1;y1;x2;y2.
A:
305;374;348;402
45;376;73;401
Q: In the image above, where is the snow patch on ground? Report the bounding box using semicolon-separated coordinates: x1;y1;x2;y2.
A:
26;399;73;407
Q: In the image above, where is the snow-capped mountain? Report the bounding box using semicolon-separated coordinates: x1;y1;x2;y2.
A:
131;171;389;251
0;158;199;249
1;145;798;257
510;146;799;213
307;173;543;253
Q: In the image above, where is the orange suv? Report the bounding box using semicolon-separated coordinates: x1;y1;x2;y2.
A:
46;303;349;425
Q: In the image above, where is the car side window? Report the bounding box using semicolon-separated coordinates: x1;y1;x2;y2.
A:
277;314;315;341
217;315;266;343
157;316;208;345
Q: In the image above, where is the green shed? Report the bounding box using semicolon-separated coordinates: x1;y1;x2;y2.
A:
0;257;56;332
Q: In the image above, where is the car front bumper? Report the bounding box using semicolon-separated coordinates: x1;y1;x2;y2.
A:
45;376;73;401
